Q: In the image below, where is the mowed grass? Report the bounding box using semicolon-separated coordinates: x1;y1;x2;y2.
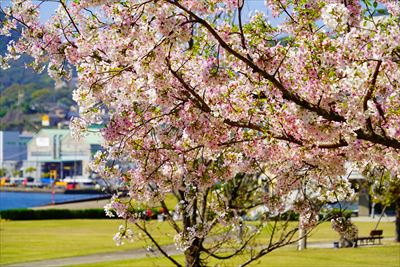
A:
0;219;397;265
0;219;174;265
253;220;395;245
309;220;395;242
69;244;400;267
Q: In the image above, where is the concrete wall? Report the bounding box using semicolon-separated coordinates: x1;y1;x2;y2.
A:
27;132;54;162
61;135;91;161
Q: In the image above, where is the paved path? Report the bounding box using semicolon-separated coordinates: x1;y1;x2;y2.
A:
3;244;180;267
32;199;110;210
2;243;321;267
351;216;395;222
4;237;396;267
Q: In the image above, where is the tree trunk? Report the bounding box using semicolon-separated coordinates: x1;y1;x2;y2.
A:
298;214;307;251
298;225;307;251
396;199;400;242
185;238;202;267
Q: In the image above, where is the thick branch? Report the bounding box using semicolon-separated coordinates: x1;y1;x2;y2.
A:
167;0;346;123
237;0;247;51
355;129;400;149
223;119;350;148
363;60;382;111
363;61;382;133
315;139;348;149
167;1;400;149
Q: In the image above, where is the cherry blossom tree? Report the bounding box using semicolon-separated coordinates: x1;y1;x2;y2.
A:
1;0;399;266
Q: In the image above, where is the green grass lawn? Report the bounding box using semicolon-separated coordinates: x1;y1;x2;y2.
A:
0;219;174;265
129;192;178;210
309;220;396;242
253;220;396;245
69;243;400;267
0;219;397;265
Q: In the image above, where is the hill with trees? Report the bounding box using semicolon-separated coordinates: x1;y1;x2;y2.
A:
0;24;76;131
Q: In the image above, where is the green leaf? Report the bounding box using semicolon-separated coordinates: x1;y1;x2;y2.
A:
377;9;388;15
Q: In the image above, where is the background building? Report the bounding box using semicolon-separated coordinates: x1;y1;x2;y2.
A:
23;129;103;181
0;131;31;174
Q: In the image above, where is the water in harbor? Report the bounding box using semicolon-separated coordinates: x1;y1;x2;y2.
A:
0;191;107;210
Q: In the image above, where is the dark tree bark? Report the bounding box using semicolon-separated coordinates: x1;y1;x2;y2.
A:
185;238;202;267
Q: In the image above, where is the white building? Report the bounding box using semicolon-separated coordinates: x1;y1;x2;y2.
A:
24;128;103;180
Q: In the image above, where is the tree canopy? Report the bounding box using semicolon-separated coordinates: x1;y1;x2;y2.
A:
1;0;399;266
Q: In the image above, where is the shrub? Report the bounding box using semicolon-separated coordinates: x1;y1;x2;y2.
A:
0;207;169;220
0;209;108;220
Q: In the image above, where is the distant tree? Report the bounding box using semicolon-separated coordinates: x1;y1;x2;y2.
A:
364;165;400;242
25;167;37;175
0;168;7;177
12;169;21;178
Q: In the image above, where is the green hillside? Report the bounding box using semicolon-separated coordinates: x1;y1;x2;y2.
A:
0;21;76;131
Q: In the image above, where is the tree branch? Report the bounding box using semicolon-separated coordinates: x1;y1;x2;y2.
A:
355;129;400;149
363;60;382;133
166;0;346;123
237;0;248;53
166;57;212;113
135;222;183;267
60;0;81;35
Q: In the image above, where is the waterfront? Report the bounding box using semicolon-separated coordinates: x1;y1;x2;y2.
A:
0;191;108;210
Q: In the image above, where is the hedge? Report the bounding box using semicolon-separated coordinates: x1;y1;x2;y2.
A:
0;207;353;221
0;209;108;220
0;207;168;220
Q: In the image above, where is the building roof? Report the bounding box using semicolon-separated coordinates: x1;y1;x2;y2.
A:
27;129;70;145
28;128;103;145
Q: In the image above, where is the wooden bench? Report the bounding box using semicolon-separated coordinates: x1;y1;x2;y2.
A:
355;230;383;247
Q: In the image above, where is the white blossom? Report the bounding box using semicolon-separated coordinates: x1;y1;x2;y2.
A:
69;117;88;140
113;225;134;246
321;4;350;30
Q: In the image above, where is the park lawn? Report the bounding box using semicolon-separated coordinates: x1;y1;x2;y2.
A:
308;220;395;242
69;243;400;267
0;219;175;265
252;221;395;245
130;192;178;210
0;219;396;265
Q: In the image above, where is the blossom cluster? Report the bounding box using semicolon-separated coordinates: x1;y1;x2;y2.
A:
331;217;358;241
321;3;350;30
113;225;134;246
